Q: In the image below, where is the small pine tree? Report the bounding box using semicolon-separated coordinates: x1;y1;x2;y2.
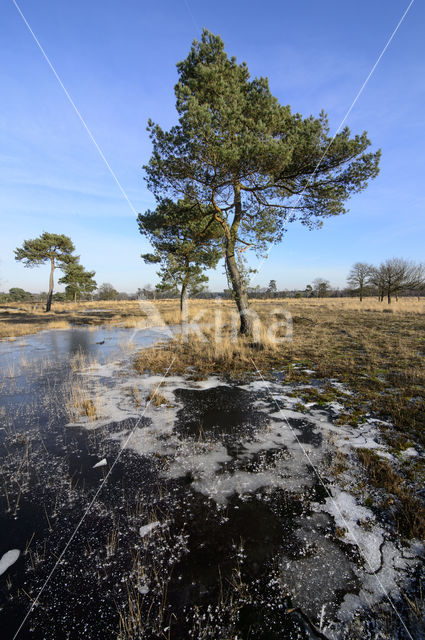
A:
14;232;77;311
267;280;277;297
138;197;222;317
59;263;97;302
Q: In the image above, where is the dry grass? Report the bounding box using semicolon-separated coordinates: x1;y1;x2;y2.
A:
275;296;425;313
133;297;425;540
135;328;277;378
0;319;71;338
134;298;425;400
134;297;425;439
357;448;425;539
146;390;168;407
65;379;99;422
0;300;150;339
1;296;424;339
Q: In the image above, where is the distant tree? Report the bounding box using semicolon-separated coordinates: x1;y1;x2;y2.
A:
313;278;330;298
155;253;211;309
400;261;425;300
304;284;314;298
347;262;373;302
97;283;118;301
138;197;222;317
53;292;67;302
137;285;157;300
368;267;385;302
370;258;425;303
59;262;97;302
267;280;277;298
14;232;76;312
247;284;262;298
8;287;33;302
144;29;381;335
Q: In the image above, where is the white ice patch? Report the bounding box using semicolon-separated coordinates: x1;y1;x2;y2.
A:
320;489;383;572
337;537;423;622
69;356;424;630
139;521;161;537
315;489;424;625
0;549;20;576
239;380;273;392
401;447;418;458
137;582;149;594
327;401;346;414
193;376;230;390
93;458;107;468
329;380;353;396
166;442;231;480
193;470;281;504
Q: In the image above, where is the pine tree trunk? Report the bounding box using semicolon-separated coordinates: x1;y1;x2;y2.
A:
223;183;254;336
46;259;55;312
388;292;391;304
225;240;253;336
180;282;188;321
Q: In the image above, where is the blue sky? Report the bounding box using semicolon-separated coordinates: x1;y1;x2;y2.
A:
1;0;423;293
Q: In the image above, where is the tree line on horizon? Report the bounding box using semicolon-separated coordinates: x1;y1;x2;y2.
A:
5;256;425;307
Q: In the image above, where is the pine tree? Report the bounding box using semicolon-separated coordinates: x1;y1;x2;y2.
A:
59;262;97;302
144;29;381;335
138;197;222;317
14;232;76;311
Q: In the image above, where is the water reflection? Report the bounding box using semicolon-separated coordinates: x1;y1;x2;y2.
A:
0;325;170;371
68;328;91;356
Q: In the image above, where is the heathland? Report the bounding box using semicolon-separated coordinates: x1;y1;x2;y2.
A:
1;297;424;638
2;296;424;539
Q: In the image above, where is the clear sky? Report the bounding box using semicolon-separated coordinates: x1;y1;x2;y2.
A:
1;0;423;293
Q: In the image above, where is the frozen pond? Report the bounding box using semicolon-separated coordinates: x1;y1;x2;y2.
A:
0;324;170;368
0;326;423;639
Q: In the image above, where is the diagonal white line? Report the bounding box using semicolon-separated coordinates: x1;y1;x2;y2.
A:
12;0;138;216
12;355;176;640
183;0;201;33
250;357;414;640
253;0;415;281
331;0;415;137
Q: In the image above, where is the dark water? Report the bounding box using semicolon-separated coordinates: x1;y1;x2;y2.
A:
0;327;168;638
0;328;421;640
174;385;269;439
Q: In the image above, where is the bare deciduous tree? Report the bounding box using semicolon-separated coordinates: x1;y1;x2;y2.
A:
370;258;425;303
347;262;373;301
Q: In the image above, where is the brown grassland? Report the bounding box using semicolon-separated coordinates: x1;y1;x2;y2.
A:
134;297;425;539
1;296;425;339
0;300;150;339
